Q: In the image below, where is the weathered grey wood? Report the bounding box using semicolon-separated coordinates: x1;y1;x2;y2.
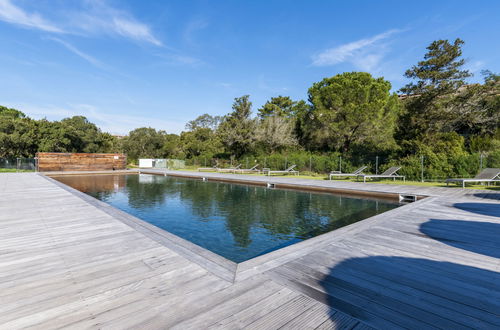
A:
0;172;499;329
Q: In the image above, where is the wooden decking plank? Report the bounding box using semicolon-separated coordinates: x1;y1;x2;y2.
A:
296;249;499;328
32;269;221;329
266;266;406;329
111;275;272;329
281;262;468;330
170;279;285;329
314;312;361;330
342;234;499;287
243;295;318;330
318;245;500;321
1;172;499;329
278;301;337;329
286;255;498;329
208;287;300;329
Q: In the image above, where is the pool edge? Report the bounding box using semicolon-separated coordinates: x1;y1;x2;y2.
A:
41;171;435;284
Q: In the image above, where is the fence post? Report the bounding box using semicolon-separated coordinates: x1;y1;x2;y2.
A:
421;155;424;182
375;156;379;175
479;153;484;170
285;156;288;170
264;157;267;169
309;156;312;172
339;156;342;173
246;157;248;169
16;157;20;172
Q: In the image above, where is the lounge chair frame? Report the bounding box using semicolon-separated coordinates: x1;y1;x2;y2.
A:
266;165;299;176
198;162;220;172
445;168;500;188
218;164;242;173
329;166;367;180
358;166;405;183
234;164;260;174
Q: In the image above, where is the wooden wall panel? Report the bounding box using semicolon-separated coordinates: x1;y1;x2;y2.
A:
36;152;127;172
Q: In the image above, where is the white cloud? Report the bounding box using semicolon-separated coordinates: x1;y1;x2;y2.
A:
70;1;162;46
312;29;401;71
47;37;105;69
11;103;185;135
0;0;63;32
183;18;209;46
0;0;162;46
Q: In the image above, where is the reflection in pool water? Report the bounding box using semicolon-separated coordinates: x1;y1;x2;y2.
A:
54;174;400;263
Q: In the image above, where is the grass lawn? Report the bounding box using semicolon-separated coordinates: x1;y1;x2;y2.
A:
0;169;34;173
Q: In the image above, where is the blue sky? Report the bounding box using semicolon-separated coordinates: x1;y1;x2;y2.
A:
1;0;499;134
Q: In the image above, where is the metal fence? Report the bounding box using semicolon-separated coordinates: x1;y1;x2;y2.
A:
0;158;36;171
184;153;496;182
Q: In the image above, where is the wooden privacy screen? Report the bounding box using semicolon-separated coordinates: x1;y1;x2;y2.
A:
36;152;127;172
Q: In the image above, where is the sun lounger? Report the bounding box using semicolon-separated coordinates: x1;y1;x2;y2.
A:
358;166;405;183
445;168;500;188
234;164;260;174
198;162;220;172
218;164;242;173
266;165;299;176
329;166;367;180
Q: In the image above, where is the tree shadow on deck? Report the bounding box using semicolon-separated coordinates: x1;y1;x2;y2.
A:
453;202;500;217
419;219;500;259
472;192;500;201
319;256;500;329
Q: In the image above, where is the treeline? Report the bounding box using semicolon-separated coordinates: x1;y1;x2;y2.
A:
1;38;499;180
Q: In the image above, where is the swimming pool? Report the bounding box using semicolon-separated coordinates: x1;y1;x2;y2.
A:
53;173;400;263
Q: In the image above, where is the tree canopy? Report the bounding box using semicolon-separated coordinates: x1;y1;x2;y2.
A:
305;72;400;153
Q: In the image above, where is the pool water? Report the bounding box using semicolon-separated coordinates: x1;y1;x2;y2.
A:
54;174;400;263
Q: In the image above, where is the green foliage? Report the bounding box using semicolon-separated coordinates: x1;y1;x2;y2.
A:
398;38;474;140
305;72;400;153
0;108;117;158
400;38;471;95
257;96;303;119
185;113;222;131
217;95;257;158
121;127;168;162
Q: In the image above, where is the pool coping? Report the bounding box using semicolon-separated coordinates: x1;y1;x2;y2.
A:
41;171;436;283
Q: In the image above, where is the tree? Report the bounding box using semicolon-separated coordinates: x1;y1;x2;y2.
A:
121;127;167;161
185;113;222;131
255;116;297;153
217;95;257;157
398;38;472;139
442;70;500;138
258;96;297;118
60;116;114;153
180;128;222;159
305;72;400;153
400;38;471;96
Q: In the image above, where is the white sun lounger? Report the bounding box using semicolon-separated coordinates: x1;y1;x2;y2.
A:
234;164;260;174
198;162;220;172
266;165;299;176
445;168;500;188
329;166;367;180
358;166;405;183
218;164;242;173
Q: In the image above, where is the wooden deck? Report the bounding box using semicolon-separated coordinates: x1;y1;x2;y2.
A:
0;172;499;329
